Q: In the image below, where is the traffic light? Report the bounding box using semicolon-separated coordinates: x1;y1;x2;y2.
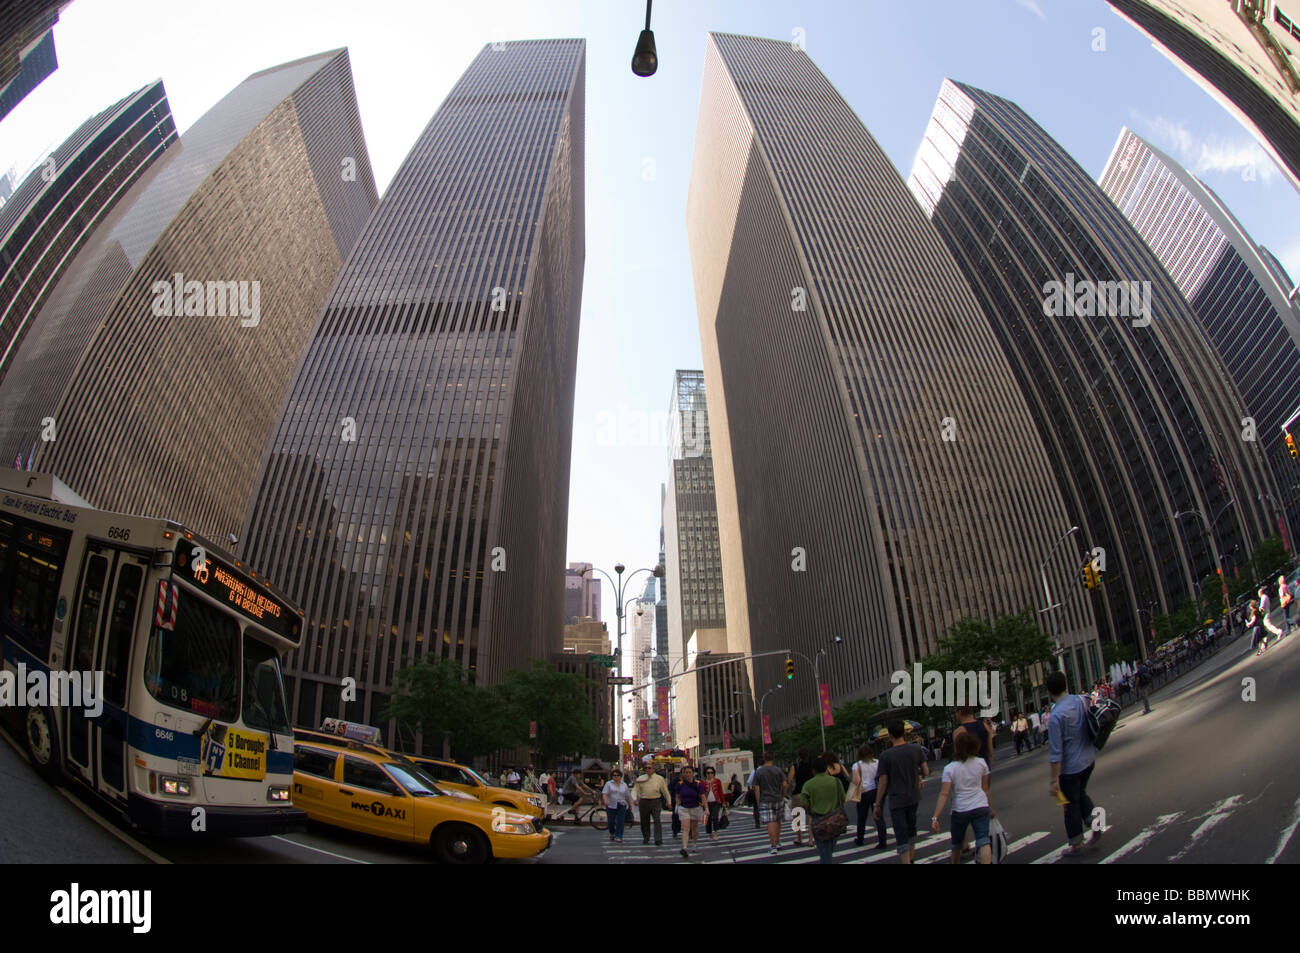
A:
1082;562;1100;589
1288;432;1298;459
785;656;795;680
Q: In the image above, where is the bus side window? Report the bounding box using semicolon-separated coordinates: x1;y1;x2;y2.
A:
73;553;108;673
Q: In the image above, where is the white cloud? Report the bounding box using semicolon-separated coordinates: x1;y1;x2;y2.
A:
1015;0;1047;20
1133;111;1279;185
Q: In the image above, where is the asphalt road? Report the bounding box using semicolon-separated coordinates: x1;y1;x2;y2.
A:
2;628;1297;865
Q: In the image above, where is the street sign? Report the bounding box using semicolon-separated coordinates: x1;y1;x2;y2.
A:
608;675;634;685
588;654;616;668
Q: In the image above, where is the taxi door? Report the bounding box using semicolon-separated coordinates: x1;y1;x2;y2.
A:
291;746;340;826
340;756;415;843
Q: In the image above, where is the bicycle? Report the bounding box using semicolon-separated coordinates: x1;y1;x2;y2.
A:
549;793;608;829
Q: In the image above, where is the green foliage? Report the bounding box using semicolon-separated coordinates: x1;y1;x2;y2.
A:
1251;535;1289;584
387;657;599;764
1151;599;1198;646
1198;573;1226;617
1101;640;1140;668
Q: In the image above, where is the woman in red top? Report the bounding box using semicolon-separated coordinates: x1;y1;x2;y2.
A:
703;766;726;840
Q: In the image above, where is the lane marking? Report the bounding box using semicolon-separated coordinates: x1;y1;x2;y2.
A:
53;788;171;864
1266;795;1300;865
1168;796;1242;862
1099;812;1183;864
271;835;372;863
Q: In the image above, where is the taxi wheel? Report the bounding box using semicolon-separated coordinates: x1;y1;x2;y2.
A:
25;707;60;782
433;824;491;865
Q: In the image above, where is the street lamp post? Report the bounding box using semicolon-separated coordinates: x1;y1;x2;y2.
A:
787;637;842;753
1174;499;1234;614
583;562;663;752
1039;525;1080;671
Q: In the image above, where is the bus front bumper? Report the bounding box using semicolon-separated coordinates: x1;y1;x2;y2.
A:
129;795;308;837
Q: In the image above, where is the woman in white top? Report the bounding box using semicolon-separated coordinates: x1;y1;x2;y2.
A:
850;744;887;849
931;730;994;864
601;769;632;843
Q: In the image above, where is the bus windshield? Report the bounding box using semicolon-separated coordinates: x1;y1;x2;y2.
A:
144;589;240;721
242;635;292;735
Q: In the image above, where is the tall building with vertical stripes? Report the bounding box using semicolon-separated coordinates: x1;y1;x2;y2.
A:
0;80;176;389
1107;0;1300;195
685;34;1095;729
0;50;378;541
909;80;1277;663
241;40;586;740
1099;127;1300;549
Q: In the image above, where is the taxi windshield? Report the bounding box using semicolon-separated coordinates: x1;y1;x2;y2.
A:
386;763;443;797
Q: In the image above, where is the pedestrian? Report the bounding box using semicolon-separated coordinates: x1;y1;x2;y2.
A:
822;749;852;790
1278;575;1292;638
1028;709;1042;748
1046;670;1102;856
702;766;726;840
787;748;814;846
602;769;631;842
1247;599;1266;655
675;765;706;857
802;756;847;864
953;707;993;769
521;763;538;794
1013;712;1029;755
727;773;743;806
1259;586;1282;649
631;760;670;845
746;764;761;829
873;720;930;864
849;743;888;849
752;751;788;855
930;729;994;864
503;765;521;790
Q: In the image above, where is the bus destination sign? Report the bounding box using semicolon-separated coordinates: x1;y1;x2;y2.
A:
175;539;300;643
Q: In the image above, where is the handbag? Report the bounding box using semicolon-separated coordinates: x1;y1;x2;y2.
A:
812;808;848;842
846;763;863;803
989;816;1009;864
718;808;730;830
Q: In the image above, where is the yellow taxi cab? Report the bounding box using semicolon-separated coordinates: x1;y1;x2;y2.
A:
291;732;551;863
405;755;546;828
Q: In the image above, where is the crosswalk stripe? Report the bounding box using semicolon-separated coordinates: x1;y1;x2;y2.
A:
1032;843;1071;864
1099;813;1183;864
1168;797;1242;862
1006;831;1050;854
1267;795;1300;865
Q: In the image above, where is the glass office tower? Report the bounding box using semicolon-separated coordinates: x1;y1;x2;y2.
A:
909;80;1278;665
1100;126;1300;550
242;41;586;740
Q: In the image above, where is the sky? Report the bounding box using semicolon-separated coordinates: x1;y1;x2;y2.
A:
3;0;1298;694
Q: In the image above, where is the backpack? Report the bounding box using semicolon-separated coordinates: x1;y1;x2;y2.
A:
1084;696;1121;750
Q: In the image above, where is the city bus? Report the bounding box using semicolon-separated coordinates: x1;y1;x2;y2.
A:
0;470;306;835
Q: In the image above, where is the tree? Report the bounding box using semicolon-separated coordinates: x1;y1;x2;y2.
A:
386;656;511;760
494;661;599;764
1250;535;1288;585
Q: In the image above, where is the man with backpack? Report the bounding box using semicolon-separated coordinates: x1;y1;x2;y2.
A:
1046;670;1102;856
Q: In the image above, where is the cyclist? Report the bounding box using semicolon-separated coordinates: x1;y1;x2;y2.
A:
562;769;597;817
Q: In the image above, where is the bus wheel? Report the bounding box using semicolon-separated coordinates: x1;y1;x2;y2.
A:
433;824;490;864
25;707;59;781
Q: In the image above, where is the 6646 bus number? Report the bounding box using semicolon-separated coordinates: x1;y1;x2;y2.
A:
107;526;131;541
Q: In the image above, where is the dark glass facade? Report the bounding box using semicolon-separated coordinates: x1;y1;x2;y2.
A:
1100;128;1300;551
0;80;176;389
909;80;1278;657
0;0;63;119
0;28;55;122
687;35;1095;730
241;41;586;743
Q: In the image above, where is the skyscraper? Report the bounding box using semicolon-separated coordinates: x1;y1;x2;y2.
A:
1107;1;1300;194
663;370;725;667
0;1;67;121
242;40;586;740
0;50;378;541
563;561;602;625
909;80;1277;659
686;34;1094;729
0;80;176;388
1099;126;1300;548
